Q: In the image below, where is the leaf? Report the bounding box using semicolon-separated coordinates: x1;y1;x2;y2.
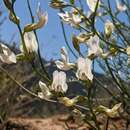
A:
70;0;75;4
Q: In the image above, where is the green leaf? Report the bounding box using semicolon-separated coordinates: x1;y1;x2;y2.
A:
70;0;75;4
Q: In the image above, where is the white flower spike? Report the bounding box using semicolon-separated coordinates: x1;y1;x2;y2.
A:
86;0;100;12
76;57;93;81
55;47;75;70
51;70;68;93
21;31;38;53
0;43;16;64
87;35;102;58
116;0;127;12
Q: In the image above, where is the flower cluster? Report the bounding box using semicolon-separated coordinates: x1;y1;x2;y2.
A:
2;0;128;128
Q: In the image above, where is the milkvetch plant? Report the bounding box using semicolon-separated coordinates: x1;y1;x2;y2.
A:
1;0;130;129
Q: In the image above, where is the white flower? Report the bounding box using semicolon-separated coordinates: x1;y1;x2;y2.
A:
55;47;75;70
86;0;100;12
58;11;82;27
87;35;102;58
21;31;38;53
116;0;127;12
0;43;16;64
38;81;52;99
38;71;68;95
76;57;93;81
51;70;68;93
105;20;114;38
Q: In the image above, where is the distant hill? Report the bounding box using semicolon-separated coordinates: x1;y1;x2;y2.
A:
0;44;122;120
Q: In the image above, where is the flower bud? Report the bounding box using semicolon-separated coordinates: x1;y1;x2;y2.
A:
50;0;67;9
9;12;20;25
59;97;78;107
96;103;122;118
105;20;114;38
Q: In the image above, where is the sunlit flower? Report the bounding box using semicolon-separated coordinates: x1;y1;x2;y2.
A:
116;0;127;12
96;103;122;118
50;0;67;9
38;70;68;95
55;47;75;70
20;31;38;53
38;81;52;99
24;2;48;32
0;43;16;64
51;70;68;93
87;35;102;58
58;10;82;27
105;20;114;38
76;57;93;81
86;0;100;12
59;96;79;107
74;32;92;43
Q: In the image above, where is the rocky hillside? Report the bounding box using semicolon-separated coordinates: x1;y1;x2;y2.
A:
0;44;122;121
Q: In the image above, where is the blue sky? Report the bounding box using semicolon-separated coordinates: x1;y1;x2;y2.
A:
0;0;129;73
1;0;69;60
0;0;101;60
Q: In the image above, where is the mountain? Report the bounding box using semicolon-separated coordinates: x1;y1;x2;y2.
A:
0;44;121;120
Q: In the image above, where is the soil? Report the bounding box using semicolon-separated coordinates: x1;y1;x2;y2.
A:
0;114;130;130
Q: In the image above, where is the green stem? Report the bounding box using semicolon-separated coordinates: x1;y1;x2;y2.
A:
59;13;78;58
27;0;51;80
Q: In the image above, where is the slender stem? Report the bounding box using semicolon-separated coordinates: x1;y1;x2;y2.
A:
0;66;55;103
105;59;130;97
0;66;92;112
27;0;51;80
60;15;78;58
107;0;129;45
87;86;100;130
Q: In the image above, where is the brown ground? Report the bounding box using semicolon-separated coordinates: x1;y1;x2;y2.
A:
0;114;130;130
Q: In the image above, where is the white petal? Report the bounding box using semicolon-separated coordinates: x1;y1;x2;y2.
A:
51;71;68;93
86;0;100;12
62;83;68;93
58;12;70;23
116;0;127;11
39;81;52;99
22;31;38;53
87;35;102;57
55;60;73;71
59;71;67;84
55;60;64;69
76;57;93;81
0;43;16;64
